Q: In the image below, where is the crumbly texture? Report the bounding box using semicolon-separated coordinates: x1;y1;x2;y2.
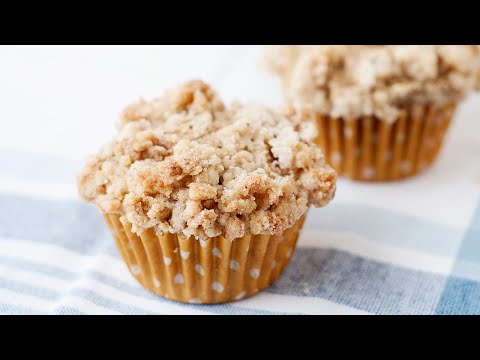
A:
78;81;336;241
266;45;480;122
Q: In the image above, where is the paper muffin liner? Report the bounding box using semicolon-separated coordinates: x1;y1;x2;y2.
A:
314;103;457;181
103;214;306;304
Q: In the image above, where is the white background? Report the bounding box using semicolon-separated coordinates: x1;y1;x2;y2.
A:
1;45;479;229
0;45;281;159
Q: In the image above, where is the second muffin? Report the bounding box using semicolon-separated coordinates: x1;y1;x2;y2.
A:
78;81;336;304
266;45;480;181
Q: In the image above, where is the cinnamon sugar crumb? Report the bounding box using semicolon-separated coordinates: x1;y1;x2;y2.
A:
265;45;480;122
78;81;336;240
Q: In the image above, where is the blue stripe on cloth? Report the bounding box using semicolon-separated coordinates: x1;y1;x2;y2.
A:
0;278;58;300
435;278;480;315
268;248;446;315
0;302;44;315
0;193;117;257
0;255;76;281
0;148;80;184
52;307;86;315
436;202;480;315
0;255;285;315
305;204;463;257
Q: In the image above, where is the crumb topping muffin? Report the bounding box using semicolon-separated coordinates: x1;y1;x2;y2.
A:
78;81;336;241
266;45;480;122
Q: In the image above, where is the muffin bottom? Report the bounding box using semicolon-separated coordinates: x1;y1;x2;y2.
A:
315;103;457;181
104;214;305;304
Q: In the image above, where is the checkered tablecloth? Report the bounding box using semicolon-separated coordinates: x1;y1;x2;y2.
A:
1;46;479;315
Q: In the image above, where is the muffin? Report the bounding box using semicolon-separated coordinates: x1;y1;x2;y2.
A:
266;45;480;181
77;81;337;304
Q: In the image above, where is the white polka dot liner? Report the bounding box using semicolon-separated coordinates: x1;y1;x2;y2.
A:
314;102;457;182
103;213;307;304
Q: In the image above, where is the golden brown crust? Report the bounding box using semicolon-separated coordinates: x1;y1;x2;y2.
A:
266;45;480;122
78;81;336;240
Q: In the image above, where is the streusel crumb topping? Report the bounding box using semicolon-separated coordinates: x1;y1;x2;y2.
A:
78;81;336;240
266;45;480;122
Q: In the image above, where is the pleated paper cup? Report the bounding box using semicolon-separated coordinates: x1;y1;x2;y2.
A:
314;103;457;181
103;214;306;304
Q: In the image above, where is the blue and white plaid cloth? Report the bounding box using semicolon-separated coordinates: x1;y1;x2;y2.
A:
1;45;479;315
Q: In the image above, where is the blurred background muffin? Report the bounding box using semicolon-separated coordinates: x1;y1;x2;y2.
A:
266;45;480;181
